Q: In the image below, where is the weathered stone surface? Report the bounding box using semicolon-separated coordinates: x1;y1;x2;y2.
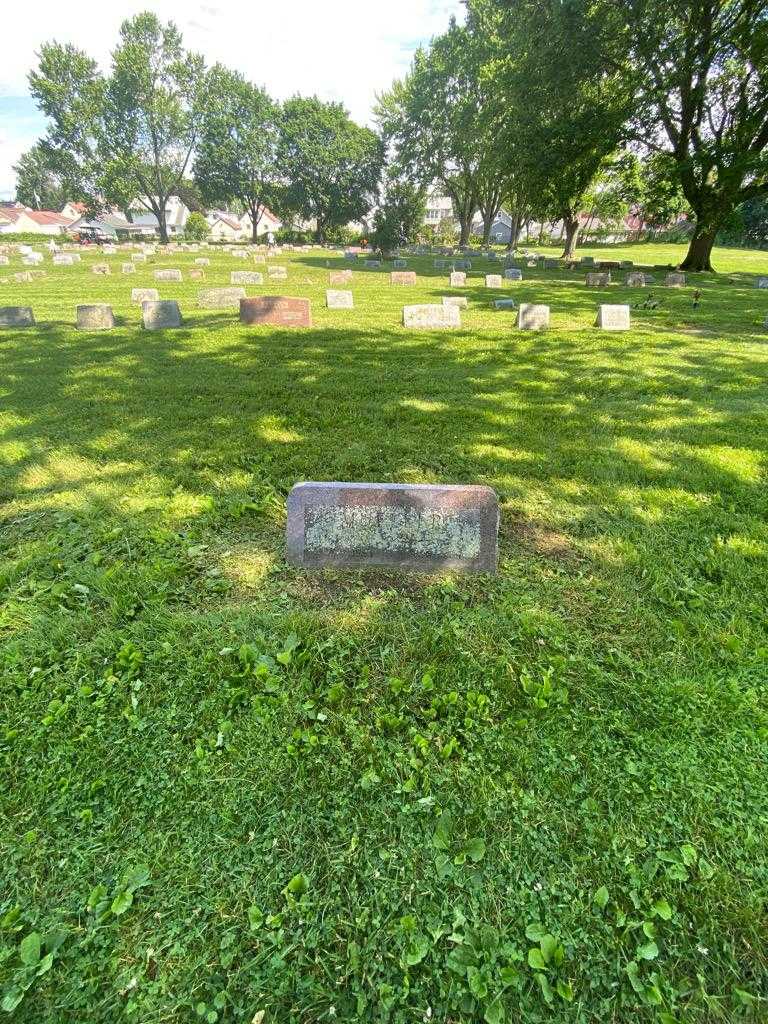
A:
92;263;111;275
287;481;499;573
329;269;352;285
545;259;559;269
131;288;159;304
665;272;686;287
0;256;8;266
596;304;630;330
254;255;267;264
452;259;471;270
485;274;503;288
326;289;354;309
121;262;136;274
53;254;74;266
198;287;246;309
13;272;32;283
194;258;210;266
504;268;522;281
267;266;288;279
586;272;611;287
393;259;408;268
154;269;182;281
620;261;634;269
442;296;468;308
580;256;596;266
231;271;264;285
131;253;147;262
756;277;768;288
391;271;417;285
403;304;460;329
76;304;115;331
0;306;35;327
240;296;312;327
494;299;517;310
142;300;181;330
517;304;550;330
189;269;205;280
449;271;466;287
626;272;647;287
364;260;382;268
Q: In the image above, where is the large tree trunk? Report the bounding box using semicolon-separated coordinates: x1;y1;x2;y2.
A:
680;220;719;271
458;214;473;246
482;213;493;246
157;207;169;244
561;214;581;259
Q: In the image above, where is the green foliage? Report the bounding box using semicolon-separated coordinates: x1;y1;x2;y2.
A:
183;212;209;241
371;177;426;251
278;96;383;241
195;67;281;242
13;144;68;212
0;242;767;1021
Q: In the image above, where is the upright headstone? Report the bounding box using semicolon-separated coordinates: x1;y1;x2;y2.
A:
142;300;181;330
154;269;182;281
131;253;147;262
449;271;466;287
329;269;353;285
53;254;74;266
190;269;205;280
517;304;550;330
195;258;210;266
586;272;611;287
403;304;460;329
13;272;32;284
76;304;115;331
0;306;35;327
756;277;768;289
442;296;468;308
665;272;686;287
626;272;647;287
494;299;517;310
240;296;312;327
231;271;264;285
393;259;408;268
92;263;111;275
391;271;417;286
485;274;503;288
254;255;267;264
504;268;523;281
131;288;159;304
267;266;288;280
198;287;246;309
286;482;499;573
326;289;354;309
121;262;136;274
596;304;630;330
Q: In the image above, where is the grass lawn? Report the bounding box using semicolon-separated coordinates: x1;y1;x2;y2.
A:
1;242;767;1023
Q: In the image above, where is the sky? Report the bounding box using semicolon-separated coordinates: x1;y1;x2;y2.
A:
0;0;464;201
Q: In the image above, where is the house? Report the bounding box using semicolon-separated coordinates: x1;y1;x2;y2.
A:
68;211;138;239
61;201;88;221
241;206;281;239
207;212;245;240
471;208;516;244
424;190;454;227
0;206;73;235
128;195;190;236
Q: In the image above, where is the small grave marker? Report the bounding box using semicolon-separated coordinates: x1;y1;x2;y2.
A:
329;269;352;285
494;299;517;310
403;304;460;329
154;269;182;281
92;263;111;275
596;304;630;330
442;296;468;308
326;289;354;309
231;270;264;285
586;272;611;287
391;271;417;285
449;271;466;287
485;274;503;288
0;306;34;327
198;287;246;309
504;269;522;281
76;304;115;331
142;300;181;330
240;296;312;327
665;272;686;287
517;304;550;330
131;288;159;304
286;482;499;573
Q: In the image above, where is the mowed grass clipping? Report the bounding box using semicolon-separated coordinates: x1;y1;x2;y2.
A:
1;242;767;1023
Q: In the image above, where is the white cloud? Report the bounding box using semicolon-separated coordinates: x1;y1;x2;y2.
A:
0;0;464;199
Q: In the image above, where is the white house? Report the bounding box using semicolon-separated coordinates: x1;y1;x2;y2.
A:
60;201;88;221
241;206;281;239
207;212;245;240
128;195;190;236
0;206;73;235
424;190;454;227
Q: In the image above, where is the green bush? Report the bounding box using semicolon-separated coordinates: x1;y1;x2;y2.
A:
183;212;209;241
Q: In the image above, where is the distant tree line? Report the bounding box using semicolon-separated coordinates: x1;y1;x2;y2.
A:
17;4;768;269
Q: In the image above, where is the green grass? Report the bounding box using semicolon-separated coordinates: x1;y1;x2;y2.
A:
1;241;767;1023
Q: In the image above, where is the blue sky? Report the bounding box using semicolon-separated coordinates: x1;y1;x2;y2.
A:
0;0;463;202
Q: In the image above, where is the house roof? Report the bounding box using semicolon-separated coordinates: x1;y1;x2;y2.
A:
27;210;73;226
63;201;88;214
212;214;242;231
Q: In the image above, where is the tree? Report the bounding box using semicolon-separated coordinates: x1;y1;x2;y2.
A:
13;143;67;210
620;0;768;271
371;176;427;251
468;0;633;259
195;67;282;243
184;211;209;240
29;12;208;243
638;153;691;237
278;97;383;242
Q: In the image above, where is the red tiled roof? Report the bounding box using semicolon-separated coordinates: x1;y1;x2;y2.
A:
213;214;242;231
27;210;72;225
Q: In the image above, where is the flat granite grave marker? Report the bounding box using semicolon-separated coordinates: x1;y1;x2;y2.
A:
76;304;115;331
494;299;517;310
121;262;136;274
626;272;647;287
0;306;35;327
195;258;210;266
504;268;523;281
326;289;354;309
665;272;686;287
517;304;550;330
53;255;74;266
391;271;417;285
756;277;768;289
442;296;468;308
586;272;611;287
240;296;312;327
154;269;182;282
231;270;264;285
142;300;181;330
254;255;267;265
329;269;352;285
485;274;503;288
267;266;288;280
198;287;246;309
393;259;408;268
449;271;466;287
92;263;111;275
131;253;147;262
131;288;159;304
403;304;461;329
13;272;32;284
189;269;205;280
286;482;499;573
596;304;630;330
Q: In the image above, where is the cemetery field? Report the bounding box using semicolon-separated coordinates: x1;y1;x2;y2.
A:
2;244;768;1023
